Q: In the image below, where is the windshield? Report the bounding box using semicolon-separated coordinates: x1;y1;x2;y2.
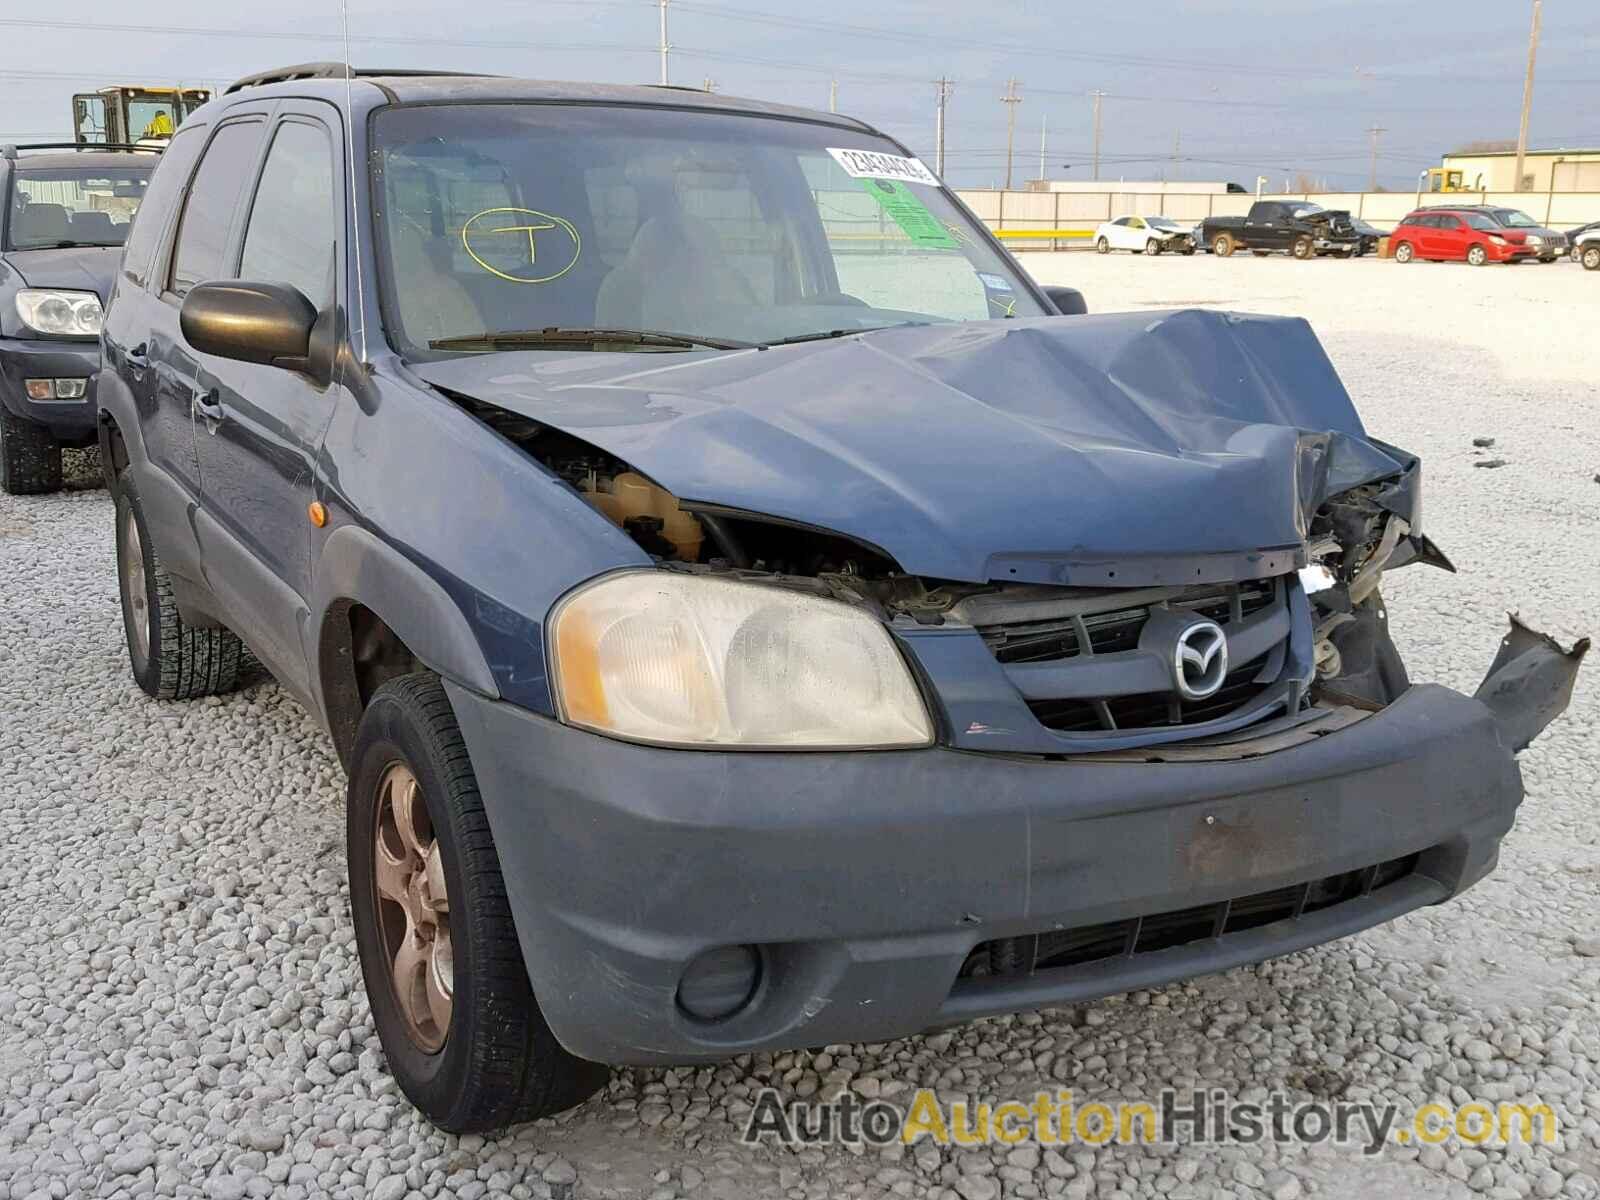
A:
1289;203;1326;218
1491;209;1539;228
1147;217;1181;230
370;103;1045;355
7;167;151;249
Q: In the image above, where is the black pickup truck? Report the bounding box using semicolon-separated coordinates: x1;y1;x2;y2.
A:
1202;200;1361;259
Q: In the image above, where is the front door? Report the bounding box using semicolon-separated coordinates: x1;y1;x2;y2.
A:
190;110;342;699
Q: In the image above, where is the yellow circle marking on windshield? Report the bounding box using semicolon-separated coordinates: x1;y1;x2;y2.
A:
461;207;582;284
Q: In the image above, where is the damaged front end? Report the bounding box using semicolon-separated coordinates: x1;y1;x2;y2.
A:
421;310;1584;761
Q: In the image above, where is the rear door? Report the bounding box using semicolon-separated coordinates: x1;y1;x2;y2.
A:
1434;214;1469;259
101;123;212;577
189;107;343;699
1244;202;1287;249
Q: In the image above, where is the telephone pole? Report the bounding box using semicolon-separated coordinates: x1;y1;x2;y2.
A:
1089;89;1107;181
1367;124;1386;191
657;0;670;86
1039;113;1047;183
1002;78;1021;190
1513;0;1542;192
829;77;838;113
1171;129;1181;181
934;77;953;177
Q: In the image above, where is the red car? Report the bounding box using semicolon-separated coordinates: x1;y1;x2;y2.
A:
1389;209;1534;265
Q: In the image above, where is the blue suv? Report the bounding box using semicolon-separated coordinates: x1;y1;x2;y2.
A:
97;64;1585;1131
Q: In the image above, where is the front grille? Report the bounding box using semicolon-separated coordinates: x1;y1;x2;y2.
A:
975;578;1285;735
1027;659;1268;733
961;853;1420;980
982;579;1275;666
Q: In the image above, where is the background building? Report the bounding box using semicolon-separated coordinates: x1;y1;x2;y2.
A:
1441;146;1600;192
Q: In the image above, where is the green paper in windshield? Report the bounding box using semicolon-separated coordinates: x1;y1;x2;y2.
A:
857;177;959;249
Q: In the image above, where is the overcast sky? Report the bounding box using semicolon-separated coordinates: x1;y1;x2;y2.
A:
2;0;1595;190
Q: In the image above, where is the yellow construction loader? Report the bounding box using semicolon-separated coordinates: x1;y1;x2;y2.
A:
72;86;211;147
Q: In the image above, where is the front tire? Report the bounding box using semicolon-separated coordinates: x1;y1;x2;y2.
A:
115;483;249;699
1467;243;1488;267
1393;241;1415;264
0;407;62;495
348;674;607;1132
1144;239;1162;256
1583;245;1600;271
1292;236;1314;260
1096;236;1110;254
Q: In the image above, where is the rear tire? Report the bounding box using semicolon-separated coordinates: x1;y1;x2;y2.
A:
1292;236;1314;260
1213;233;1235;257
1393;241;1415;264
1096;236;1110;254
348;674;608;1132
115;482;248;699
0;407;62;495
1467;243;1488;267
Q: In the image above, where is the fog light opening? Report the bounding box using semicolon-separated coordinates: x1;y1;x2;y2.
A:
24;379;55;401
676;944;762;1023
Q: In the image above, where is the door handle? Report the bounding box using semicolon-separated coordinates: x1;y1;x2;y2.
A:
193;388;226;424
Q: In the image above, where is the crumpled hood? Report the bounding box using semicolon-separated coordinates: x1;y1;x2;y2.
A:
4;245;119;299
412;310;1413;585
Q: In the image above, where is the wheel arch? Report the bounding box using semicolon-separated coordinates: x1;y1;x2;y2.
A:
313;524;499;765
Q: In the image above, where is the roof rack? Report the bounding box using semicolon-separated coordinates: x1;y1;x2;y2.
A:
1;142;162;159
225;62;493;94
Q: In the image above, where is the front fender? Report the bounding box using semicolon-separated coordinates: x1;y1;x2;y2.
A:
310;523;499;724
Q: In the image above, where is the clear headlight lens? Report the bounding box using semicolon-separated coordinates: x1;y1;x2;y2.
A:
1525;235;1544;248
15;289;103;337
550;571;934;749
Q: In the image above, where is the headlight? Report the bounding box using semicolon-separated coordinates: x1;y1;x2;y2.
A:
550;571;934;749
1525;235;1543;248
15;289;103;337
1489;235;1507;244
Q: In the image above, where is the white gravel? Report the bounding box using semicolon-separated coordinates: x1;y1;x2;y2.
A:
2;254;1597;1200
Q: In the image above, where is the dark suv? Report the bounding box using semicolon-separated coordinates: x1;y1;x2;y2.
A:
98;64;1585;1133
0;144;153;492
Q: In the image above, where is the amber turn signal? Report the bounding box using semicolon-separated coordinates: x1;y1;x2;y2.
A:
308;501;328;528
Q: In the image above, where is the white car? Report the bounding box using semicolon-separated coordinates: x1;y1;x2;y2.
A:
1577;229;1600;272
1094;216;1197;256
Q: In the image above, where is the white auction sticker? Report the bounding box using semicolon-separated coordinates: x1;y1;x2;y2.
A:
827;147;941;186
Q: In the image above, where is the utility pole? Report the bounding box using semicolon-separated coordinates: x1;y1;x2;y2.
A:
1367;124;1387;191
702;77;716;93
1089;89;1107;181
1039;113;1047;183
934;77;953;178
1513;0;1542;192
829;77;838;113
1002;78;1021;190
658;0;670;87
1171;129;1181;181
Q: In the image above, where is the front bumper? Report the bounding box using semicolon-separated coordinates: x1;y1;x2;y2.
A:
0;338;100;442
448;676;1538;1066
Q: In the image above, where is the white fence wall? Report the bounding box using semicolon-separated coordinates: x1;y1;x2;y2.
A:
956;188;1600;248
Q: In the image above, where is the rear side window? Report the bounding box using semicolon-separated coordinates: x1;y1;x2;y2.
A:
239;121;337;305
169;120;265;297
120;126;204;287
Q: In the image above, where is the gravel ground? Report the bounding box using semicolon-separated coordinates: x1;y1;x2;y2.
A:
1;253;1597;1200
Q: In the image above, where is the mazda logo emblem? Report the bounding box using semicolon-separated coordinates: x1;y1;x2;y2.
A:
1173;620;1229;701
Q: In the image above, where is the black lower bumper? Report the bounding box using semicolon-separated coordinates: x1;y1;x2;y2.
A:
0;338;100;443
447;680;1530;1066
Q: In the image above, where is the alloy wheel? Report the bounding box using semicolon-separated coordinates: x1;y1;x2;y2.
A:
120;504;150;669
373;762;454;1052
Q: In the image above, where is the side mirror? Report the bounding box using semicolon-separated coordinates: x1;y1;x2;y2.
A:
1041;285;1088;316
180;281;317;371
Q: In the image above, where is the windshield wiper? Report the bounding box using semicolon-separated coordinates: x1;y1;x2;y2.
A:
428;327;756;352
761;323;922;348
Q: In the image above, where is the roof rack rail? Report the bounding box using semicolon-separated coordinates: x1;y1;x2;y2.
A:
1;142;162;159
225;62;493;94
